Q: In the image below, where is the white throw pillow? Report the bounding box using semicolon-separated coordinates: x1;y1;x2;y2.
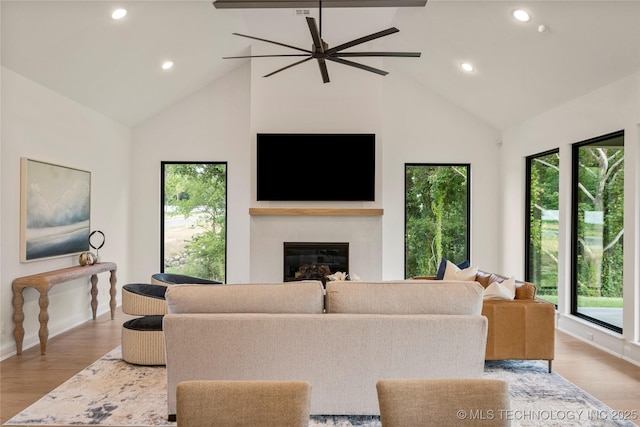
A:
483;276;516;300
443;260;478;281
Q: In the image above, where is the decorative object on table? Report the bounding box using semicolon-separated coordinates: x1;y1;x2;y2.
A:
89;230;105;263
78;251;97;266
20;158;91;262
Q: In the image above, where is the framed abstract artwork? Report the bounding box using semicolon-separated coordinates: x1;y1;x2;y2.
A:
20;158;91;262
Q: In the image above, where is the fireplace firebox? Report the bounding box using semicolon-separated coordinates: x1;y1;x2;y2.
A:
283;242;349;285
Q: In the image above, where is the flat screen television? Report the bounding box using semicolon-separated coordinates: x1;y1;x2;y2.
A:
257;133;375;201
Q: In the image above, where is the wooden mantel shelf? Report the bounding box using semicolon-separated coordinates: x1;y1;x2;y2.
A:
249;208;384;216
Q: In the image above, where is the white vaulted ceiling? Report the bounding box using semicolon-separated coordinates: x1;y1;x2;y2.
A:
2;1;639;129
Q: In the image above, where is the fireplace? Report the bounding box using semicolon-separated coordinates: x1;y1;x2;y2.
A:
283;242;349;285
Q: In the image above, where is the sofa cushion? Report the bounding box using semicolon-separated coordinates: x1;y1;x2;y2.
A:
325;281;484;315
123;315;164;331
435;258;470;280
166;281;324;314
475;270;537;300
483;277;516;300
442;261;478;281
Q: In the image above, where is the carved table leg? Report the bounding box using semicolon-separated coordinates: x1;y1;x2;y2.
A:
109;270;117;320
12;286;25;355
37;290;50;355
90;274;99;320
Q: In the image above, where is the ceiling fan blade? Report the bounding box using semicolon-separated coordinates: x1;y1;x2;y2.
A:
325;28;399;54
333;51;421;58
223;54;310;59
317;58;330;83
306;17;324;53
326;56;389;76
232;32;311;54
263;57;313;78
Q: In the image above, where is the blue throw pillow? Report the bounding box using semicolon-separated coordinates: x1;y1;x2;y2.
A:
435;258;470;280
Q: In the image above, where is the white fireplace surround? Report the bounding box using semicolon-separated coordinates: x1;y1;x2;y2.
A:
250;215;382;283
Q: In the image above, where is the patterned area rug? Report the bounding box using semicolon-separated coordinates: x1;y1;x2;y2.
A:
4;347;637;427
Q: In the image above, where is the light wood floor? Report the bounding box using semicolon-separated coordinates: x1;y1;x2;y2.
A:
1;309;640;425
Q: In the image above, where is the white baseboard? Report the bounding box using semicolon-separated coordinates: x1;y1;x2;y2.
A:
557;313;640;366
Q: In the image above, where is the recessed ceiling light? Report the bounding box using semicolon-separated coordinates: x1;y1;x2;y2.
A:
162;61;174;70
513;9;531;22
460;62;475;73
111;8;127;20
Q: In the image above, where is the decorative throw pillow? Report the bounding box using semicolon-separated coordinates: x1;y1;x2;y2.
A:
483;276;516;300
442;260;478;281
435;258;471;280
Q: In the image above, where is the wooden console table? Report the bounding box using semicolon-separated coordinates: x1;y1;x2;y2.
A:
12;262;117;355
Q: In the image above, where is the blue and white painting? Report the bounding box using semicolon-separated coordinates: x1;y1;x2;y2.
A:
21;159;91;262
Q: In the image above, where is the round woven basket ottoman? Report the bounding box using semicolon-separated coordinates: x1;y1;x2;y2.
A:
122;283;168;316
150;273;222;286
121;283;169;366
122;316;165;366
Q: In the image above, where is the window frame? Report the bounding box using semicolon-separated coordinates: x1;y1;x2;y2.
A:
570;130;624;334
524;148;560;305
160;161;228;282
404;163;471;279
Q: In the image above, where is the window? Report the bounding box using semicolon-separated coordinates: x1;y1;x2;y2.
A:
525;149;560;304
571;131;624;332
405;164;470;278
161;162;227;282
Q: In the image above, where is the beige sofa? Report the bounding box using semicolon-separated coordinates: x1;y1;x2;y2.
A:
163;280;488;420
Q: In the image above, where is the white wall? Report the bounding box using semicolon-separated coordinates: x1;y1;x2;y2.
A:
248;47;387;282
0;68;132;359
382;68;502;279
130;50;501;284
501;72;640;364
130;64;252;283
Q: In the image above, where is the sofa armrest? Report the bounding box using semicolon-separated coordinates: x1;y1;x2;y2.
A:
514;282;537;300
482;299;555;361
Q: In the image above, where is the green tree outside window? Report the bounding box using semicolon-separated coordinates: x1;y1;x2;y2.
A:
405;164;470;278
572;131;624;332
526;150;560;303
161;162;227;282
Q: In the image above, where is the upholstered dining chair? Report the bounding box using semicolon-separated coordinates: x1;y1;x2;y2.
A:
176;380;311;427
376;378;510;427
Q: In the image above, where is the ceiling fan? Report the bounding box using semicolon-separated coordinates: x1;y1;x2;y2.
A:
223;1;421;83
